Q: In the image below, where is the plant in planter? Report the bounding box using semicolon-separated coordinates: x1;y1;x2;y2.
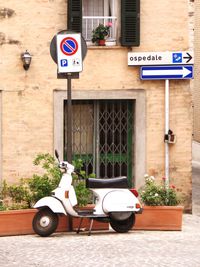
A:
72;158;94;207
139;175;180;206
0;181;9;211
134;174;183;231
1;154;93;209
0;199;6;211
0;153;62;210
91;23;112;46
0;154;100;236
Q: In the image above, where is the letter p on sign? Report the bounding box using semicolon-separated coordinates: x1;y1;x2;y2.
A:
61;59;68;67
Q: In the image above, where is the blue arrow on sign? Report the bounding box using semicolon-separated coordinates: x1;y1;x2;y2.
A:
140;65;193;80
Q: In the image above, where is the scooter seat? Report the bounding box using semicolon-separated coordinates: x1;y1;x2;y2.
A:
86;177;128;189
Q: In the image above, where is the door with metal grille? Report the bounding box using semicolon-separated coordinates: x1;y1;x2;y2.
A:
64;100;134;186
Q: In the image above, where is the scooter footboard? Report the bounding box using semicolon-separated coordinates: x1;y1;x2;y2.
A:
34;196;67;215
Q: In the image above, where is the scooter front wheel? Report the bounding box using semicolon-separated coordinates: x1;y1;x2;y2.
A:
32;207;58;237
110;213;135;233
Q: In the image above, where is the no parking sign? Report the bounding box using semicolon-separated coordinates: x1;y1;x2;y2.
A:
56;33;83;73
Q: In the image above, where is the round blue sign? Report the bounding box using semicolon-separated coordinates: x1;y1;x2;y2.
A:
60;37;78;56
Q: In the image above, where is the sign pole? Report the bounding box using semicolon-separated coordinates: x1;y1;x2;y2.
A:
67;73;72;164
67;73;73;231
51;31;87;232
165;79;169;188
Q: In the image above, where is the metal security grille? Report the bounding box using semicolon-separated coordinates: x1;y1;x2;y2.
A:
64;100;134;185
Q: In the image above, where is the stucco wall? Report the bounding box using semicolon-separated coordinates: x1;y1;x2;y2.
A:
194;0;200;142
0;0;192;209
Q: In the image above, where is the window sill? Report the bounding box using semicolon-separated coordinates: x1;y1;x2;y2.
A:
88;45;128;50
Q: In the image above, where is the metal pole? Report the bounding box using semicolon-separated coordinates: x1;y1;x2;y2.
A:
67;73;72;163
0;93;2;192
165;79;169;188
67;73;73;231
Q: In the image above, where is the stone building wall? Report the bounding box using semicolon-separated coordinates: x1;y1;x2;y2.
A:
194;0;200;142
0;0;192;209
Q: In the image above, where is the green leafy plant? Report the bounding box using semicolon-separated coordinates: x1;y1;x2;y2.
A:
91;23;112;43
29;153;62;204
0;153;95;210
0;154;62;209
0;201;6;211
0;180;10;210
72;159;95;207
139;174;180;206
6;178;31;209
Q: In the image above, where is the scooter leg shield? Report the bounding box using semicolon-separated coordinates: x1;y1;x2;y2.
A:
34;196;67;215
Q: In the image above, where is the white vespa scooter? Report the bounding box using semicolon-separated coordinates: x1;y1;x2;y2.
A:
32;150;142;237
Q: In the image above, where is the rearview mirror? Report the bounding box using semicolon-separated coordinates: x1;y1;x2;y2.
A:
55;149;59;160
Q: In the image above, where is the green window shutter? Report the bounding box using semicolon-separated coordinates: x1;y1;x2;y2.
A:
121;0;140;46
67;0;82;33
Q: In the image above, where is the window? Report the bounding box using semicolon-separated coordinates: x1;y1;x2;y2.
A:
82;0;118;45
68;0;140;46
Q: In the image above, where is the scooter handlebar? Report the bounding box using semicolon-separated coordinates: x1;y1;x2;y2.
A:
58;161;75;172
58;161;84;179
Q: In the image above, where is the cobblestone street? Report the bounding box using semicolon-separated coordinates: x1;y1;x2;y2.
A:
0;214;200;267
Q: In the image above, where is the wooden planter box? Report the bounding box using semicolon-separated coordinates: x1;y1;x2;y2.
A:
0;206;183;236
134;206;183;231
0;208;108;236
0;209;69;236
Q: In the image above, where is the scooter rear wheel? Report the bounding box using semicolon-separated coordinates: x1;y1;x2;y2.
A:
110;213;135;233
32;207;58;237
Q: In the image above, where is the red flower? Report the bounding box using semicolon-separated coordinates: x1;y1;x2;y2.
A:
170;185;176;189
162;177;166;181
107;22;112;27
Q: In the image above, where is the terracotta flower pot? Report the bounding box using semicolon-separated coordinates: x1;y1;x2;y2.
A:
0;209;68;236
0;206;109;236
134;206;183;230
98;39;106;46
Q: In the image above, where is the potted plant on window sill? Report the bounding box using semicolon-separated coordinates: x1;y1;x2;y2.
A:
91;23;112;46
134;175;183;231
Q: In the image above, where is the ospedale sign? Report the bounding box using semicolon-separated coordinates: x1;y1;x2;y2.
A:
128;51;194;66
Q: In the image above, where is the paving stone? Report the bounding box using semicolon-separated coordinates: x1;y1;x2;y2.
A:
0;214;200;267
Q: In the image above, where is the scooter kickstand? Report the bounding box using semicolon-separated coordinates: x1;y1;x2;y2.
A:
88;219;94;236
77;217;83;234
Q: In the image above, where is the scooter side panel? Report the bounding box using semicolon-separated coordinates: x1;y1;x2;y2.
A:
102;190;140;213
34;196;67;215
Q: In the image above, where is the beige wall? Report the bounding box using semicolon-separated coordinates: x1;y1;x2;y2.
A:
194;0;200;142
0;0;192;209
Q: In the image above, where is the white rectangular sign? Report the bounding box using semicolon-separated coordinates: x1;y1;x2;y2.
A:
128;51;194;66
140;65;193;80
56;33;83;73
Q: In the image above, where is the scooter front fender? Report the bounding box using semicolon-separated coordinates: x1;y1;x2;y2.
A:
34;196;67;215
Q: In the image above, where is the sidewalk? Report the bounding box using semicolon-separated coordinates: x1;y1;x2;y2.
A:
0;214;200;267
